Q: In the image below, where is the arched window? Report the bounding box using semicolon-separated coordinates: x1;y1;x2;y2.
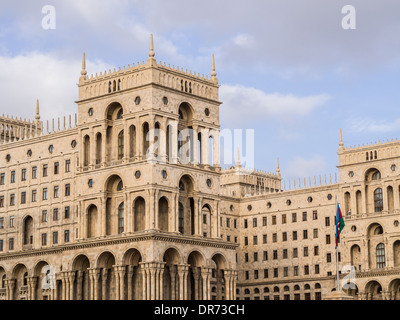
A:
117;181;123;191
118;79;121;91
108;81;112;93
1;275;5;288
315;283;322;289
374;151;378;160
118;130;124;160
113;80;116;92
372;172;381;180
374;188;383;212
116;109;123;120
376;243;386;269
304;284;311;290
118;202;124;234
274;287;280;293
366;152;369;161
263;287;269;293
244;289;250;295
254;288;260;294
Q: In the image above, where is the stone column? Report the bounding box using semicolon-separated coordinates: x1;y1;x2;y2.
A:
193;268;201;300
6;279;16;300
90;127;95;168
126;194;132;233
139;262;149;300
116;266;126;300
361;184;367;214
169;265;177;300
148;120;156;160
101;196;107;237
193;197;199;236
76;271;83;300
192;125;199;165
383;182;388;213
178;265;189;300
171;120;178;164
101;125;107;166
124;120;129;162
101;269;108;300
212;129;220;168
200;127;209;167
154;190;159;230
28;277;38;300
136;118;142;161
113;266;120;300
201;267;212;301
67;272;75;300
127;266;134;300
160;118;168;163
149;189;156;230
224;270;232;300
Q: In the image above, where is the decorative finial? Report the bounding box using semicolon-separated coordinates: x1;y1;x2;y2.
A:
149;34;155;58
35;99;40;120
81;52;87;76
211;54;217;78
276;157;280;174
236;148;242;168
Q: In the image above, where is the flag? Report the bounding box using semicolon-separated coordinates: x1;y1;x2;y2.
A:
336;202;345;247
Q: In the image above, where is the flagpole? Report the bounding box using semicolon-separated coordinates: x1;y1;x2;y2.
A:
336;196;340;292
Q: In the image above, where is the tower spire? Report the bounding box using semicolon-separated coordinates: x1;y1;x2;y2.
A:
339;128;344;150
81;52;87;76
35;99;40;120
276;157;280;174
236;148;242;168
211;54;217;78
149;34;155;59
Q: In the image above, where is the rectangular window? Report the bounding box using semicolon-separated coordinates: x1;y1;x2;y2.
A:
244;237;248;246
43;188;48;200
11;171;15;183
283;249;288;259
227;236;230;242
314;246;319;256
282;214;287;224
273;250;278;260
253;236;258;245
325;217;330;227
0;196;4;208
292;212;297;223
315;264;320;274
245;271;249;280
326;235;331;245
245;253;249;263
293;248;298;258
54;186;59;198
32;190;37;203
21;169;27;181
32;166;37;179
254;270;259;280
314;229;319;239
263;217;267;226
283;232;287;242
53;232;58;244
254;252;258;262
327;253;332;263
234;219;237;229
65;160;71;173
274;268;278;278
272;216;277;225
42;233;47;246
293;231;298;241
253;218;257;228
65;184;71;197
273;233;277;243
226;218;230;228
0;218;3;229
303;212;307;221
313;210;318;220
0;173;4;185
264;269;269;279
53;208;59;221
42;210;48;223
64;230;70;243
43;164;48;177
10;194;15;206
10;216;14;228
284;267;289;277
304;247;309;257
263;251;268;261
21;192;26;204
294;266;299;276
65;206;70;219
0;240;3;252
304;265;309;275
263;234;267;244
303;230;308;239
54;162;59;175
244;219;248;229
9;238;14;250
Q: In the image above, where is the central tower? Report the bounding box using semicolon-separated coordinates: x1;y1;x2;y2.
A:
74;35;237;300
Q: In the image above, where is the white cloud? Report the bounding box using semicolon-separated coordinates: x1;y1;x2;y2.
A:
285;155;329;182
347;117;400;134
220;84;331;127
0;52;111;123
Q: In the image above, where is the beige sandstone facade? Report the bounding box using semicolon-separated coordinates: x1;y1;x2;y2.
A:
0;36;399;300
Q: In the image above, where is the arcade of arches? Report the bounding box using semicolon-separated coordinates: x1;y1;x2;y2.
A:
0;248;237;300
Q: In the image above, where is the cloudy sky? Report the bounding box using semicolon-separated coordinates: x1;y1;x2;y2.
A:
1;0;400;184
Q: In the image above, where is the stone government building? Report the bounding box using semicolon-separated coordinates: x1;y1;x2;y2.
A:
0;36;399;300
